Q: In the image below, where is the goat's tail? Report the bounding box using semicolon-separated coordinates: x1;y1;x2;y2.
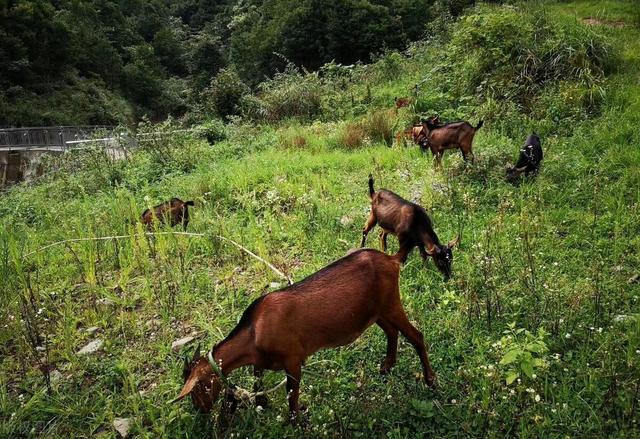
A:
368;174;375;198
185;200;195;207
475;120;484;130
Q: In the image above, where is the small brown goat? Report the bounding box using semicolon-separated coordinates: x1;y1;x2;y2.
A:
174;249;436;422
422;118;483;165
395;116;441;148
140;198;194;230
394;96;412;114
361;175;459;279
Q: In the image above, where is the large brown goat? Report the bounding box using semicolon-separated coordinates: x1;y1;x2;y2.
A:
174;249;436;422
140;198;194;230
422;118;483;165
361;176;459;279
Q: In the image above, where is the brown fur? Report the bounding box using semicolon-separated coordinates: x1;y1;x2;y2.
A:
175;249;436;422
394;96;412;114
140;198;194;231
422;118;483;165
361;175;459;279
395;116;440;148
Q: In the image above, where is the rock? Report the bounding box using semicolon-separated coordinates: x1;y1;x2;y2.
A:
50;369;63;383
96;298;114;306
171;336;195;352
36;346;46;352
77;339;103;355
628;274;639;284
432;182;447;194
340;215;353;226
614;314;630;323
113;418;132;438
85;326;100;335
269;282;281;289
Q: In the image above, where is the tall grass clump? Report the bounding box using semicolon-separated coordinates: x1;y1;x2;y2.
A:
364;109;395;147
336;121;365;149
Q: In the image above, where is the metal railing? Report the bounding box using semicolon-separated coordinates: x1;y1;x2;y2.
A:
0;126;114;151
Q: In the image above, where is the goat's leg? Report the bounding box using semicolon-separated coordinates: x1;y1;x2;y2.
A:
387;309;437;388
218;388;239;431
253;367;268;408
379;231;389;252
433;150;443;169
377;319;398;374
285;361;303;423
418;245;428;260
361;212;376;247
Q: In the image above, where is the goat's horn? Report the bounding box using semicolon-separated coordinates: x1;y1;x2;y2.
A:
192;343;201;362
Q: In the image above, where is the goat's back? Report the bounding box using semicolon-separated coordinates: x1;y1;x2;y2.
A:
252;250;400;356
430;121;476;144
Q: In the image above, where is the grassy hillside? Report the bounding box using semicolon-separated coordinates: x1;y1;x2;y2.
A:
1;1;639;437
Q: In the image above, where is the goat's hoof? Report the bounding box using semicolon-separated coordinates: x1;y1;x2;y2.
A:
426;374;438;389
379;360;395;375
255;395;269;408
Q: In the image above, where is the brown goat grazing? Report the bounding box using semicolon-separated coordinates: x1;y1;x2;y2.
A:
361;175;459;279
140;198;194;230
395;116;441;148
394;96;412;114
174;249;436;422
422;118;483;165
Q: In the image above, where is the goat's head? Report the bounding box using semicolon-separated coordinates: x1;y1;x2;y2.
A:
505;164;526;182
428;236;460;280
173;344;223;412
421;115;441;130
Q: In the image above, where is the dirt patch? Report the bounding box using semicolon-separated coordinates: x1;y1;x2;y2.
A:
583;17;626;28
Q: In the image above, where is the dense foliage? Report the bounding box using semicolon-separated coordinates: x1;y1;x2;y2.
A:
0;0;475;126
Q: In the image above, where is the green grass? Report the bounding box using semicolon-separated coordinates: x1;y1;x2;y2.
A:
2;1;640;437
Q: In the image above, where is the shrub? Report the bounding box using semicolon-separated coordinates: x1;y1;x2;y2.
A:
252;64;323;122
202;68;250;119
443;6;612;110
196;119;227;144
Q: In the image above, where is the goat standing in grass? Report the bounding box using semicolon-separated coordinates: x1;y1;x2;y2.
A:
174;249;436;423
506;133;543;182
422;117;483;165
361;175;459;279
140;198;194;230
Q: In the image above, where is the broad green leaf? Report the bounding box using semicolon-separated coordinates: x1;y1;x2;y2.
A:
521;360;534;378
506;371;519;385
500;349;520;365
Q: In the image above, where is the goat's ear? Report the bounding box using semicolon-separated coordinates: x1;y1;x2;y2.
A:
448;236;461;249
172;375;199;403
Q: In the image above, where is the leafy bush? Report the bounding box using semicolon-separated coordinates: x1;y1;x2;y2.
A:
249;64;323;123
196;119;227;144
202;68;251;119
